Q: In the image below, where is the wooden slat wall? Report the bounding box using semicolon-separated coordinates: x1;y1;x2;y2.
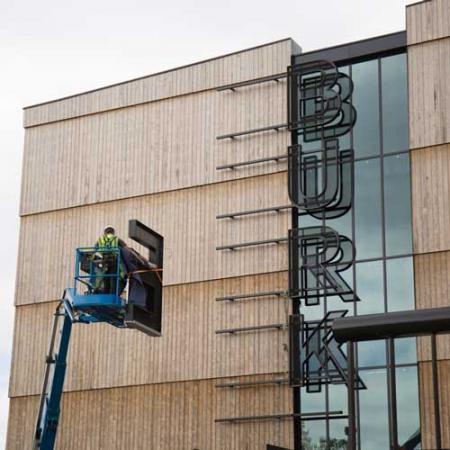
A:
419;361;450;449
408;3;450;448
7;375;293;450
415;251;450;361
15;172;289;305
20;82;289;215
23;39;294;128
414;251;450;311
407;0;450;45
408;40;450;149
9;40;297;448
411;144;450;254
10;272;289;397
407;0;450;150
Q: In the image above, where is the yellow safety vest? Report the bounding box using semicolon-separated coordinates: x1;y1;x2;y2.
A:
96;234;126;279
97;234;119;248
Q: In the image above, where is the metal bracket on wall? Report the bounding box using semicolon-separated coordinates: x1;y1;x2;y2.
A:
215;290;287;302
216;237;288;251
216;205;293;220
215;378;289;388
215;323;287;335
215;411;345;424
215;413;294;424
216;123;288;140
216;72;287;92
216;154;287;171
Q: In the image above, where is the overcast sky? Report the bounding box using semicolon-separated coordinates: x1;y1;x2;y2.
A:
0;0;414;446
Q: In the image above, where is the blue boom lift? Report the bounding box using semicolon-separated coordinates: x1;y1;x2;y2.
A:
33;221;163;450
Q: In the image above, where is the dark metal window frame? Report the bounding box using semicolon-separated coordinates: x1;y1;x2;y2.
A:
295;31;406;67
290;32;415;450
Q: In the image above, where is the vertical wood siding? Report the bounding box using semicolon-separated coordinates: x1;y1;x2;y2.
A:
411;145;450;254
10;272;289;397
407;0;450;151
20;82;289;215
407;0;450;45
408;39;450;149
408;5;450;448
415;251;450;361
419;360;450;450
10;40;297;448
7;376;293;450
15;172;289;305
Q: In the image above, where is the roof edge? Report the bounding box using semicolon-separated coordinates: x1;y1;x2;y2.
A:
406;0;432;8
299;30;406;58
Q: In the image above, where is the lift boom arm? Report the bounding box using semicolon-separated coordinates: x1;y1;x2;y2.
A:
32;223;164;449
33;296;73;450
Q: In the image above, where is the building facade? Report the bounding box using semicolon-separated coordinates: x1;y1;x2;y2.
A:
6;1;450;449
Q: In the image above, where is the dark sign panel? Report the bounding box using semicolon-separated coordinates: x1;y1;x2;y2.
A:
124;219;164;336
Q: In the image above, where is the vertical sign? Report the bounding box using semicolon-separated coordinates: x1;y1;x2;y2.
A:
287;60;362;445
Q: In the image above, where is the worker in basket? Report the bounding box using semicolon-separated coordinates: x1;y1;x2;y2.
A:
92;225;128;295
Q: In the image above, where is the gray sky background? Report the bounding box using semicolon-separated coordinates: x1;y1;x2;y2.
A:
0;0;414;446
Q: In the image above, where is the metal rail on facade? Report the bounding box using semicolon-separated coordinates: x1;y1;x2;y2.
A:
215;323;287;334
215;290;287;302
216;237;288;251
216;154;287;171
216;123;288;140
216;205;293;220
215;411;346;424
332;306;450;343
216;72;287;92
215;378;289;388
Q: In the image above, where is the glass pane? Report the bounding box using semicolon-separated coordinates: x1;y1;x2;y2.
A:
326;265;354;314
326;212;352;241
302;420;327;449
384;154;413;256
358;340;386;368
355;261;385;365
298;135;321;151
382;54;408;153
355;159;382;259
395;337;417;365
301;301;324;322
328;383;348;415
359;369;389;450
386;257;415;312
352;59;380;158
326;298;354;317
396;366;421;448
298;213;322;228
328;419;348;450
355;261;384;315
301;386;325;413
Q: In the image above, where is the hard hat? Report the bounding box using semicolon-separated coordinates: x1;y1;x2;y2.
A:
104;225;115;234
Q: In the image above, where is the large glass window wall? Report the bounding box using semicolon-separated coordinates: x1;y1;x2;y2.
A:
296;52;420;449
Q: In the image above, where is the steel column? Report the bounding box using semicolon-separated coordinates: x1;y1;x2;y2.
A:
347;341;357;450
431;333;442;450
